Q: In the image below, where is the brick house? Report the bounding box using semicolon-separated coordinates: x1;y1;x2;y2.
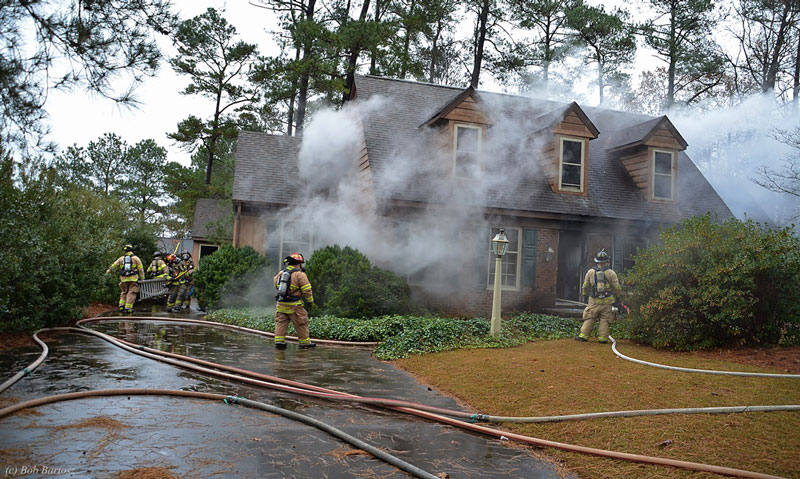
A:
229;75;733;316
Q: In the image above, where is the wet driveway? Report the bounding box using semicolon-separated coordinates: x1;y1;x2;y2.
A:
0;310;560;479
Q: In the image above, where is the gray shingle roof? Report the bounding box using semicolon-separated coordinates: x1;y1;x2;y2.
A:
192;198;232;239
232;75;733;224
233;131;302;205
352;75;732;223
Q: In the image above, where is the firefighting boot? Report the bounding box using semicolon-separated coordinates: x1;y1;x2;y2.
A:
298;340;316;349
275;341;287;350
598;337;609;344
575;334;588;342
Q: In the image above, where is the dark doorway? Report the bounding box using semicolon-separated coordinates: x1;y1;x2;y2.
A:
556;231;586;301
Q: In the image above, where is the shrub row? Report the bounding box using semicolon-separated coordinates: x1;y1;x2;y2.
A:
205;308;628;360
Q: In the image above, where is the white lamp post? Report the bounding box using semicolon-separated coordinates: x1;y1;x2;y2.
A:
490;229;509;336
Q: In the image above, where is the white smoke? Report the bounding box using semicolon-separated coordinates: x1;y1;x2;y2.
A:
258;91;554;289
667;94;800;226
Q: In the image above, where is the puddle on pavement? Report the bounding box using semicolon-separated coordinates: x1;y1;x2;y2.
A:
0;314;561;479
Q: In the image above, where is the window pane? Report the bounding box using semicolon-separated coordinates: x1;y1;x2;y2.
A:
654;175;672;198
561;164;582;187
488;227;519;288
455;152;479;177
456;127;480;152
655;152;672;174
562;139;582;165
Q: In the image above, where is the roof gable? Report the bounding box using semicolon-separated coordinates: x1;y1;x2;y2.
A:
606;116;687;152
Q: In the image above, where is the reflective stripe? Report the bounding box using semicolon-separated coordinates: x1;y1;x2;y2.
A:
298;338;310;344
278;300;303;306
300;284;312;291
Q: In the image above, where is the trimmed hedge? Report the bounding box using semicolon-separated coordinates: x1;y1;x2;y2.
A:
204;308;621;360
194;245;269;309
305;245;412;318
623;215;800;350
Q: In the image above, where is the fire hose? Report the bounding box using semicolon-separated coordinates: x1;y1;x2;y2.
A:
1;317;797;479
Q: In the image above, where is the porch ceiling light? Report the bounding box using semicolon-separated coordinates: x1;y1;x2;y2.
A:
491;229;509;257
545;245;555;263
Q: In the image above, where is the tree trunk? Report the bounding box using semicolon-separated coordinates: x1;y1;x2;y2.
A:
598;63;604;106
794;26;800;109
342;0;372;104
287;48;301;136
400;0;417;78
471;0;489;89
370;0;384;75
429;19;443;82
295;0;317;135
206;83;224;185
666;8;677;108
765;3;792;92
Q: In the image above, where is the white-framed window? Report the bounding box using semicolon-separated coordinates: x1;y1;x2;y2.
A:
279;220;313;259
453;124;482;178
487;227;521;290
559;137;585;192
652;149;675;200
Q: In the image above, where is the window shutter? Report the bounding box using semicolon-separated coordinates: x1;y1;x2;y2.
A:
522;228;538;289
477;227;488;289
613;236;624;272
266;218;281;273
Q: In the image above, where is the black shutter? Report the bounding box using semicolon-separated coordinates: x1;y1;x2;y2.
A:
522;228;538;289
613;236;624;272
476;226;488;289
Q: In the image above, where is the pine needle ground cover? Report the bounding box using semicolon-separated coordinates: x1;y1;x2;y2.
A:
395;339;800;479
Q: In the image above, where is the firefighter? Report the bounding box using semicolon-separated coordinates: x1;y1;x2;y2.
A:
273;253;315;350
177;251;194;310
106;244;145;314
165;254;185;312
576;249;623;344
147;251;168;279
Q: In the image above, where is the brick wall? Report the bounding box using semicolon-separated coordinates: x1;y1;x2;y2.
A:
411;228;560;317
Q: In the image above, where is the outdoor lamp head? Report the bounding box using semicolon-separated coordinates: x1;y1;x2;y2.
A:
491;229;509;256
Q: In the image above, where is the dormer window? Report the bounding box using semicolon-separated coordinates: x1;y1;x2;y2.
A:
652;149;675;200
454;124;482;178
559;137;585;192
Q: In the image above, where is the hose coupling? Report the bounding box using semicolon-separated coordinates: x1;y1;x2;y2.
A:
470;414;489;423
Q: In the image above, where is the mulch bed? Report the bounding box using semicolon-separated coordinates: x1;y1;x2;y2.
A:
692;346;800;374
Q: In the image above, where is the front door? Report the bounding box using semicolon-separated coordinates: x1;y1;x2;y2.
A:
556;231;586;302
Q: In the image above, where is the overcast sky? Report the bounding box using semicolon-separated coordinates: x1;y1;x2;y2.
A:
43;0;651;167
36;1;799;224
44;0;280;167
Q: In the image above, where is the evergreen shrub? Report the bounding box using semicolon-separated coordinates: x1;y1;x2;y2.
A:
304;245;411;318
194;244;268;309
624;215;800;350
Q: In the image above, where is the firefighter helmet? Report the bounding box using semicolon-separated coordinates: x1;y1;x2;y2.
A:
594;249;610;263
124;244;134;253
153;251;162;258
284;253;305;265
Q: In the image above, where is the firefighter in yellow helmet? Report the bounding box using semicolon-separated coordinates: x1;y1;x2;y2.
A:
273;253;315;349
576;249;622;344
176;251;194;310
165;254;185;312
147;251;168;279
106;244;145;314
